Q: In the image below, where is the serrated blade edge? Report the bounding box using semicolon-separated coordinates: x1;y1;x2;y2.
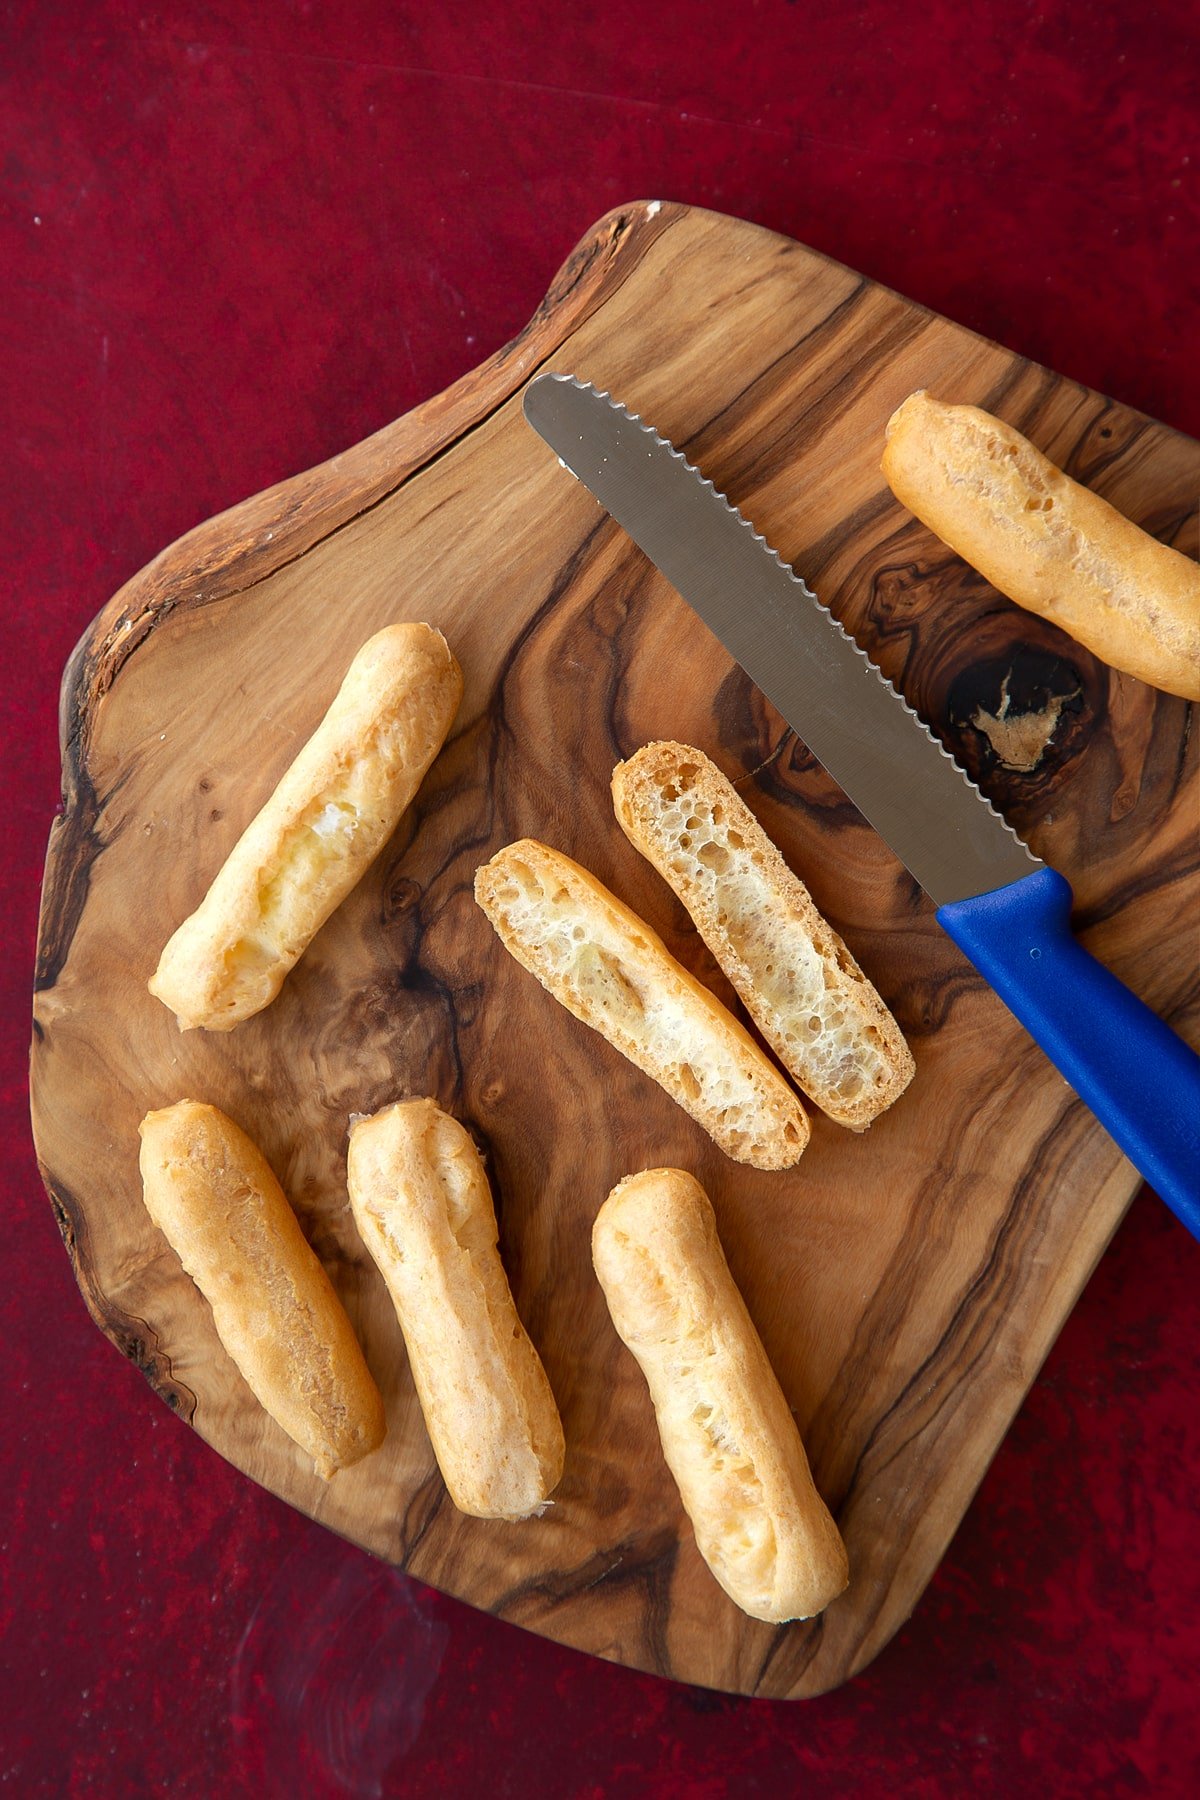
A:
523;372;1039;908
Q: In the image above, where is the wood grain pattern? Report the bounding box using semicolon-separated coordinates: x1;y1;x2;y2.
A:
30;202;1200;1699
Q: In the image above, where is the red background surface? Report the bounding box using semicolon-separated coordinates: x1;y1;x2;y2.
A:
3;4;1198;1794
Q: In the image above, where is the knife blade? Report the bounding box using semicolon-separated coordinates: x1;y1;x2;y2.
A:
523;371;1200;1236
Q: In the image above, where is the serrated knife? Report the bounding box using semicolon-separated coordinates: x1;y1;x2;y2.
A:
523;372;1200;1236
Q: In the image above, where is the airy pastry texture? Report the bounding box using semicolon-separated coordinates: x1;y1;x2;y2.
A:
592;1168;849;1622
346;1099;564;1521
150;621;463;1031
882;390;1200;701
612;743;915;1130
138;1101;386;1478
474;839;809;1170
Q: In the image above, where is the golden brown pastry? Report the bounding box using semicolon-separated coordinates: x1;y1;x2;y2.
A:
882;391;1200;701
592;1168;848;1622
150;621;463;1030
346;1099;564;1521
474;839;809;1170
612;742;915;1130
138;1101;386;1478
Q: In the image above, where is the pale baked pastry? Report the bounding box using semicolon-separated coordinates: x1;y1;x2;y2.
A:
138;1100;386;1478
346;1099;564;1521
592;1168;849;1622
150;621;463;1030
474;839;809;1170
612;743;914;1130
882;391;1200;701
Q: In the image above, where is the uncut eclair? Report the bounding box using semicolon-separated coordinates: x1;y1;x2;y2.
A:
138;1101;386;1478
612;743;914;1130
150;621;463;1030
592;1168;849;1622
474;839;809;1170
882;390;1200;701
346;1099;564;1521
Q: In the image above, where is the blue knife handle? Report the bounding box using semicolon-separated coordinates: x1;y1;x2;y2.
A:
937;868;1200;1239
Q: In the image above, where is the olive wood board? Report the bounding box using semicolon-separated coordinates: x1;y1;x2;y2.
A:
31;202;1200;1699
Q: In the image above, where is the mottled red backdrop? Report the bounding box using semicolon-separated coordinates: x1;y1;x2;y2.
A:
3;4;1198;1795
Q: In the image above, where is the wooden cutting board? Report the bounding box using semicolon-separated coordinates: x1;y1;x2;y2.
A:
31;202;1199;1700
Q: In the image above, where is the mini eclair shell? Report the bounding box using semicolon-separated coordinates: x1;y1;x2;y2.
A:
150;621;463;1030
138;1100;386;1478
882;391;1200;701
346;1099;564;1521
612;743;914;1129
592;1169;848;1622
474;839;809;1170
